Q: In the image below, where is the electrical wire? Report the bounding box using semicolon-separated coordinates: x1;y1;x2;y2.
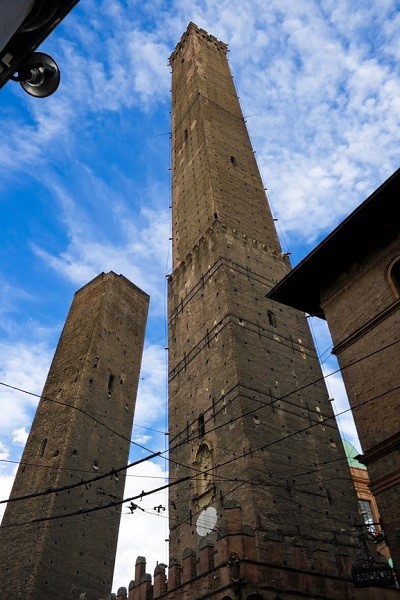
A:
1;337;398;508
0;450;161;506
2;264;381;484
2;379;399;529
0;381;160;454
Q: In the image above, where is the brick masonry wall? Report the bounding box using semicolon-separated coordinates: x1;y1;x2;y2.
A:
0;272;149;600
322;240;400;577
110;503;400;600
167;23;364;597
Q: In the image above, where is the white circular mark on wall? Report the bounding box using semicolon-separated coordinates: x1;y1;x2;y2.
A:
196;506;217;536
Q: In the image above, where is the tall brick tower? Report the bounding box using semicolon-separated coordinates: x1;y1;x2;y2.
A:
0;272;149;599
166;23;364;598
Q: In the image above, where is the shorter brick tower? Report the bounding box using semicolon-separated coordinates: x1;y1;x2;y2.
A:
0;272;149;600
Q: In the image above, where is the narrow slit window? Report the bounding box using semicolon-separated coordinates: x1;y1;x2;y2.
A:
108;374;115;396
230;156;237;166
198;413;205;438
267;310;277;327
40;438;48;457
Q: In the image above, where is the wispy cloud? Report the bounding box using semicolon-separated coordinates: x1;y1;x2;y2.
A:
11;427;29;446
0;278;33;326
0;441;10;461
135;344;167;430
32;190;171;311
2;0;398;247
0;341;52;435
0;0;398;590
222;0;400;247
112;459;169;590
0;342;51;524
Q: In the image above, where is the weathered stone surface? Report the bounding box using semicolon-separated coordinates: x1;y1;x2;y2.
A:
0;272;149;600
166;21;364;598
323;243;400;580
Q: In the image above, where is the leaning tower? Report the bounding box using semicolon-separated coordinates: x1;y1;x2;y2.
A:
166;22;364;599
0;272;149;599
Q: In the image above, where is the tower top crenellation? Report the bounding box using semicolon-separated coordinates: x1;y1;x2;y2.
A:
169;22;227;64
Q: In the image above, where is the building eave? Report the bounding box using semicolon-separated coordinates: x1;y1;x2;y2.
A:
267;167;400;318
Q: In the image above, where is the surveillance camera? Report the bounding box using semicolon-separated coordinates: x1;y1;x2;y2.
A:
11;51;60;97
0;0;80;98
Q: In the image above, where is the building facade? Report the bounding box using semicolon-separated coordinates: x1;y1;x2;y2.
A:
268;169;400;585
343;440;392;564
0;272;149;599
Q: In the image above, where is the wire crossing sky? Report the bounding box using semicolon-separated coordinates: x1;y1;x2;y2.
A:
0;0;399;590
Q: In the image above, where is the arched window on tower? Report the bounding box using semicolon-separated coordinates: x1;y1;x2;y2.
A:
388;257;400;296
194;442;214;507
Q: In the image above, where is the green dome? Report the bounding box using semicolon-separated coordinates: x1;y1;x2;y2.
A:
342;440;366;470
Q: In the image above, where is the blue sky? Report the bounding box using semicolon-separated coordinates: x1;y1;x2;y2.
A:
1;0;399;591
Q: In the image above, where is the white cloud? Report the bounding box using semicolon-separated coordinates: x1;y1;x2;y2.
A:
132;434;151;445
0;279;35;340
135;344;167;430
223;1;400;246
127;32;171;101
0;0;398;591
11;427;29;446
1;0;399;248
0;441;10;461
31;177;171;314
0;470;16;523
0;6;172;187
112;459;169;591
0;341;52;434
0;442;17;523
382;9;400;60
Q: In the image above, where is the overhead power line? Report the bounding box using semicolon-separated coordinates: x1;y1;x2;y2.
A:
0;337;398;509
2;380;399;529
0;450;161;506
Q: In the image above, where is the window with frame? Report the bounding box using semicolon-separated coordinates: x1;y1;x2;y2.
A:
359;499;375;532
